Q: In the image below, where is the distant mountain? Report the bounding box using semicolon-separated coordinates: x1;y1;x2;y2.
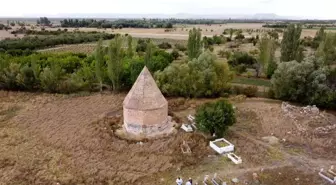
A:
251;13;280;20
249;13;300;20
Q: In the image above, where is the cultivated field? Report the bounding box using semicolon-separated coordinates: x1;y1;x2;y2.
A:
0;91;335;184
2;23;336;41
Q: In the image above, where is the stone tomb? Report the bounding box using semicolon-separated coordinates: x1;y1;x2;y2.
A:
123;67;174;138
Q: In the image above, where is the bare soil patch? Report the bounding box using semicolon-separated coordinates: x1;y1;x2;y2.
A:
0;92;335;185
0;91;210;185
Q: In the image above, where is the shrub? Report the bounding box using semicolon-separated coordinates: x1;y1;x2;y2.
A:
228;52;256;67
158;42;172;49
242;86;258;97
234;64;247;74
136;39;148;52
171;49;180;60
39;64;65;92
195;99;236;137
231;85;258;97
246;71;253;78
235;33;245;40
175;43;187;52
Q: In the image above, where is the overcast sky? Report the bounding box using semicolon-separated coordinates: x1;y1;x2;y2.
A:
0;0;335;19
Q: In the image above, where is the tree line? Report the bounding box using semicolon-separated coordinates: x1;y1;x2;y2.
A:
0;32;115;52
60;19;174;29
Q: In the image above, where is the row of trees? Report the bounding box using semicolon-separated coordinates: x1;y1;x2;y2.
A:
60;19;174;29
59;18;233;28
10;28;71;35
0;32;115;52
36;17;52;26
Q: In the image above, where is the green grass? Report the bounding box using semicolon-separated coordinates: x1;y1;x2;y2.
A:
232;76;271;87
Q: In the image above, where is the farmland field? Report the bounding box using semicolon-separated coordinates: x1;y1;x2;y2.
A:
3;23;336;42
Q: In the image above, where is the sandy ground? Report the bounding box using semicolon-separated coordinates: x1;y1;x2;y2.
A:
0;91;335;184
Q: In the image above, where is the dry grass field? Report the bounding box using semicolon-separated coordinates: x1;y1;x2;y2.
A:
2;23;336;42
0;91;335;185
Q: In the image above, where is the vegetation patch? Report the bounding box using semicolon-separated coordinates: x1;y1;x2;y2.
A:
232;77;271;87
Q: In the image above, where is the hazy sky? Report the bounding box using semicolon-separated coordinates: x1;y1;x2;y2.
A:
1;0;335;19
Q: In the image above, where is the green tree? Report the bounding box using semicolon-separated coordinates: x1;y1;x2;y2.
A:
144;41;154;67
258;36;276;77
155;51;233;97
295;46;305;62
229;28;234;40
316;32;336;65
280;24;302;62
108;35;124;91
187;28;202;60
171;49;179;60
127;35;134;58
213;35;223;45
94;39;105;92
271;58;335;108
195;99;236;137
313;26;326;49
267;30;279;40
266;59;278;79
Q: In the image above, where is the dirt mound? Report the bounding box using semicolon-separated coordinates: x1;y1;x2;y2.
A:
0;92;210;185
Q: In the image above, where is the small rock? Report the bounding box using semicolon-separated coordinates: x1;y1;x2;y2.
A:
295;178;300;181
232;178;239;183
262;136;279;145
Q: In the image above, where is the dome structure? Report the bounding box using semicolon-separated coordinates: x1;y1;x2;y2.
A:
123;67;172;137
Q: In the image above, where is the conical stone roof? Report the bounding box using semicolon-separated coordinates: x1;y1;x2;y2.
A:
123;66;167;110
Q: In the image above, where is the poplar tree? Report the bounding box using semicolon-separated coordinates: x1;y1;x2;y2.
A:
127;35;134;58
313;26;326;49
107;35;124;91
94;39;104;92
258;35;276;77
280;24;302;62
187;28;202;60
316;33;336;65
